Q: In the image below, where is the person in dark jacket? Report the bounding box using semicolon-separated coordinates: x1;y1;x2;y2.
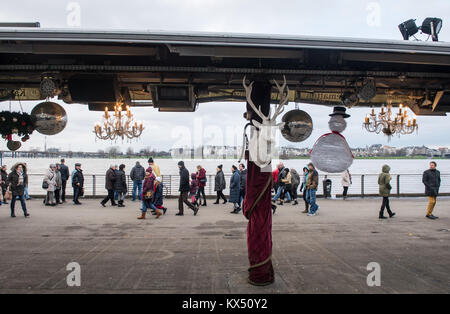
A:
6;163;29;217
213;164;227;204
290;168;300;206
378;164;396;219
229;165;241;213
115;164;127;207
239;163;247;208
177;161;198;216
196;165;207;206
422;161;441;220
189;173;199;206
101;165;117;207
300;167;309;213
272;163;286;204
72;163;84;205
1;165;8;205
130;161;145;202
152;177;167;215
59;159;70;203
305;163;320;216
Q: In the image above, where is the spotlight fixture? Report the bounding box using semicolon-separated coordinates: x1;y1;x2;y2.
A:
398;19;419;40
421;17;442;42
399;17;443;41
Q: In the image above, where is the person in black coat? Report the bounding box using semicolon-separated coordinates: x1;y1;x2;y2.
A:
177;161;198;216
115;164;128;207
213;164;227;204
101;165;117;207
72;163;84;205
422;161;441;220
59;159;70;203
238;163;247;208
6;163;29;217
1;165;8;205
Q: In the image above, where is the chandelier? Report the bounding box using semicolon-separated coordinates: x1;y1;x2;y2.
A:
363;103;418;137
94;103;144;141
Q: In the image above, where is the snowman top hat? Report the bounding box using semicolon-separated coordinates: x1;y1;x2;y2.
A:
329;106;350;118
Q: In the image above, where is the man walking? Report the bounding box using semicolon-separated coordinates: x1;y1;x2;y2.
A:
423;161;441;220
59;159;70;203
1;165;8;204
239;163;247;209
72;163;84;205
177;161;198;216
305;162;319;216
130;161;145;201
101;165;117;207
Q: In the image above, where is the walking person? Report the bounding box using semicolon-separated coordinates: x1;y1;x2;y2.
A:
239;163;247;208
196;165;207;206
43;164;57;206
177;161;198;216
229;165;241;214
272;163;288;205
422;161;441;220
115;164;128;207
72;163;84;205
281;168;292;203
130;161;145;202
152;177;166;218
54;163;62;204
300;167;309;213
213;165;227;204
59;159;70;203
290;168;300;206
341;169;352;200
378;165;396;219
306;163;320;216
1;165;8;205
189;173;199;206
137;170;155;219
6;163;29;217
101;165;117;207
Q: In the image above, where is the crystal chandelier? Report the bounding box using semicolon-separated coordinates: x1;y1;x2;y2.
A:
94;103;144;141
363;103;418;137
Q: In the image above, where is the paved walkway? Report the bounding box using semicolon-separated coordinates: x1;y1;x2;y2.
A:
0;197;448;293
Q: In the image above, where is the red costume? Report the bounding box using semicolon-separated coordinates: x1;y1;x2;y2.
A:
243;158;274;285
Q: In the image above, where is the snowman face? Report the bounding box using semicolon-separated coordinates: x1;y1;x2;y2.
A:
328;115;347;133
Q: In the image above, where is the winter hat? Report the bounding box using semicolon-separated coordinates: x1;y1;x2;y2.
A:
75;163;81;167
217;164;223;170
148;157;154;163
146;166;153;173
178;161;185;167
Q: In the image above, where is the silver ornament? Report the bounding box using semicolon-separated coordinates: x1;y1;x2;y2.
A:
279;109;313;142
31;101;67;135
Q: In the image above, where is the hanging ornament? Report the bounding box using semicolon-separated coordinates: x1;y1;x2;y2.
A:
21;135;30;142
279;109;313;142
7;140;21;151
40;78;57;98
310;107;354;173
31;101;67;135
0;111;36;137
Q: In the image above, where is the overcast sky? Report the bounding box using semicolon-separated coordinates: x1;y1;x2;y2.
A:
1;0;450;152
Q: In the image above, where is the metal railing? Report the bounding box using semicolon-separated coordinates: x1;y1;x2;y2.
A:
22;173;450;198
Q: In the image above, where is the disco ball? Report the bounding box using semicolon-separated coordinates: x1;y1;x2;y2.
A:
31;101;67;135
279;109;313;142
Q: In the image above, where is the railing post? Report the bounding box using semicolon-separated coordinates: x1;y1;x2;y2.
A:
92;175;96;196
361;175;365;198
397;175;400;198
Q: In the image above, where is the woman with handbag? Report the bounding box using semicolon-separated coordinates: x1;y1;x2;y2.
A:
196;165;207;206
6;163;29;217
137;170;155;219
43;164;57;206
378;164;396;219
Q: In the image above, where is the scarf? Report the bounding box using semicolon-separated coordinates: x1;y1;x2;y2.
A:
17;169;24;185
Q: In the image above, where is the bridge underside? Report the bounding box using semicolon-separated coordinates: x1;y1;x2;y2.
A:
1;29;450;115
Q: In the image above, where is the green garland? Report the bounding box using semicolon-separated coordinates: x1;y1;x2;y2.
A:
0;111;36;137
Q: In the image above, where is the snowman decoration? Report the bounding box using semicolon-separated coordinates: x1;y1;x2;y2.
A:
310;107;353;173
